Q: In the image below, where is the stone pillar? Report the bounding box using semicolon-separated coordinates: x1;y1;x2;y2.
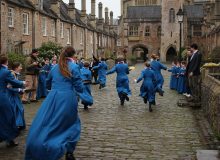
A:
69;0;75;8
105;7;109;25
68;0;76;19
110;11;113;25
91;0;96;20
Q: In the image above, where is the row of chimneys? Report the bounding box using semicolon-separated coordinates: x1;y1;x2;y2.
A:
69;0;114;25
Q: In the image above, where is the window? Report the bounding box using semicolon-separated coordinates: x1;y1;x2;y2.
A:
8;7;14;27
38;0;43;10
193;25;202;36
60;22;64;38
22;13;29;35
129;26;138;36
145;26;150;36
51;20;55;36
67;28;70;44
157;26;161;37
42;17;47;36
80;30;83;45
169;8;175;23
90;34;93;44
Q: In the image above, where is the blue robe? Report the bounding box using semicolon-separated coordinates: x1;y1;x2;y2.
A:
106;63;131;97
177;67;187;94
92;61;108;87
0;66;23;141
150;60;167;93
168;66;179;90
136;68;156;103
80;67;92;97
37;64;50;99
25;61;93;160
7;72;26;129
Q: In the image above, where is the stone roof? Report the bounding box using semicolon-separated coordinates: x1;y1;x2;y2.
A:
127;6;161;19
8;0;35;10
184;5;204;19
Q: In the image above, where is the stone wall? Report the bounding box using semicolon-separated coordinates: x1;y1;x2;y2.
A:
201;68;220;136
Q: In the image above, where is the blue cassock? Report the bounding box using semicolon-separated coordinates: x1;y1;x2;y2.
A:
150;60;167;93
0;66;23;141
7;71;26;129
92;61;108;87
80;67;92;97
137;68;156;103
177;67;187;94
168;66;179;90
106;63;131;96
37;64;51;99
25;61;93;160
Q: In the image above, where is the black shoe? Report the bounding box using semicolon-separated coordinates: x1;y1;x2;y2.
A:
125;95;129;101
144;97;148;104
30;99;38;103
84;105;88;110
66;152;76;160
149;104;153;112
99;85;102;89
120;99;125;106
22;101;29;104
6;140;18;147
159;90;164;96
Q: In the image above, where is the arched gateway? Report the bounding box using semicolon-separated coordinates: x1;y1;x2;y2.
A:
166;46;177;62
131;44;148;61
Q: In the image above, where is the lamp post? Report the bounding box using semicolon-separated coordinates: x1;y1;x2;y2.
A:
177;8;184;61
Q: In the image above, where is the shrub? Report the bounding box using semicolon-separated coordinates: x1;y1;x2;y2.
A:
38;41;62;60
7;52;26;68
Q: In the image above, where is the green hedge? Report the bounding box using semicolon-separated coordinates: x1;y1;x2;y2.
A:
38;41;62;59
7;52;26;68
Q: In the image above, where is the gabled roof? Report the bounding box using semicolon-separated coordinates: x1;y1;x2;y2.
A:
127;6;161;19
8;0;35;10
184;5;204;19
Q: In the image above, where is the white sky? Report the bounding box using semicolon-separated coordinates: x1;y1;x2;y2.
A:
63;0;121;19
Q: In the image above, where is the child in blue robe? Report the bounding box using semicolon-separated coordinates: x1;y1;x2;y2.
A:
177;61;187;94
7;62;26;130
80;61;93;110
107;56;131;106
168;60;179;90
135;62;156;112
25;47;93;160
92;57;108;89
0;56;25;147
37;58;50;99
150;54;167;96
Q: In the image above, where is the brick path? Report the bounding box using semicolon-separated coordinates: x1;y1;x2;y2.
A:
0;63;208;159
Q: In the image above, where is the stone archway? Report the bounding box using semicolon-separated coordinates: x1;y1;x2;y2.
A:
166;46;177;62
132;44;148;62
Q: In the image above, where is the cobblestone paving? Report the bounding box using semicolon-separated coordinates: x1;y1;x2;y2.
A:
0;64;208;160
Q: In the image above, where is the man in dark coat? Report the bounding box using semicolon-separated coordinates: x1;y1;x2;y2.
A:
187;43;202;105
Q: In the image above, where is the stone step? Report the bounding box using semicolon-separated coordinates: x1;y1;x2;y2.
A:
196;150;220;160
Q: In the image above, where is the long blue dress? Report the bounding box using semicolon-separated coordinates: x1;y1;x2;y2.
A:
25;61;93;160
136;68;156;103
37;64;51;99
106;63;131;97
80;67;92;97
150;60;167;93
0;65;24;141
168;66;179;90
92;61;108;87
7;71;26;129
177;67;187;94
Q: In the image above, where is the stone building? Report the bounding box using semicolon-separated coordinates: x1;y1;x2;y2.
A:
120;0;205;61
0;0;117;59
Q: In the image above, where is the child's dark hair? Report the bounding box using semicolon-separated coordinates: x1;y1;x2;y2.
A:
11;62;21;70
145;61;151;67
181;61;186;65
45;58;49;61
0;55;8;65
83;61;90;68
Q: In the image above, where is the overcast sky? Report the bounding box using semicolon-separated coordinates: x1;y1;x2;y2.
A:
63;0;121;19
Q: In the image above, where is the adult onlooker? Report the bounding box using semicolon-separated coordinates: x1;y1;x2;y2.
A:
187;43;202;105
22;49;41;103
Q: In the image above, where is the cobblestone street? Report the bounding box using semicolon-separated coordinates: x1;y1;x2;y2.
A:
0;64;209;159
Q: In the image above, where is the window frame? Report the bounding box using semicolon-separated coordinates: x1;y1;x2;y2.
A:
67;28;71;44
42;16;47;36
22;13;29;35
60;22;64;38
8;7;14;27
51;20;56;37
145;26;150;37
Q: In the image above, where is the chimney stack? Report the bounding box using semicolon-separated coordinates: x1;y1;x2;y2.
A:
110;11;113;25
81;0;86;18
91;0;96;20
68;0;76;19
105;7;109;25
98;2;103;20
